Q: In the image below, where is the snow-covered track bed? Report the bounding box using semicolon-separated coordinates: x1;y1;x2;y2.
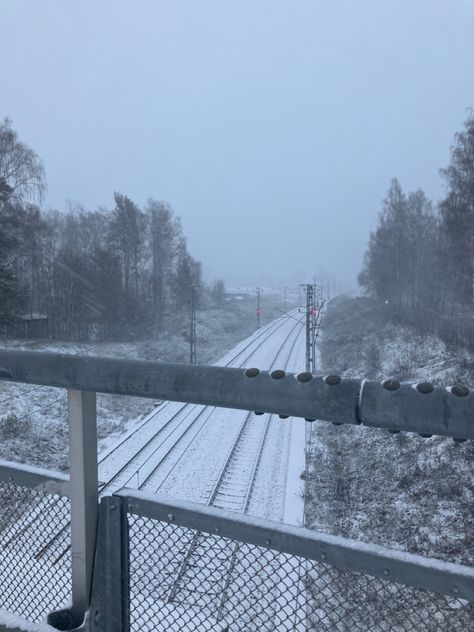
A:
161;320;303;618
97;314;296;490
7;313;304;567
97;312;290;484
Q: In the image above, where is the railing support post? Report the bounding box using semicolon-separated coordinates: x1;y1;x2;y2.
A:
89;496;130;632
68;389;98;621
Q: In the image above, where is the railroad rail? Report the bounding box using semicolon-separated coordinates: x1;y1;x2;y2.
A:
0;318;473;630
11;315;302;568
165;320;302;611
99;312;297;492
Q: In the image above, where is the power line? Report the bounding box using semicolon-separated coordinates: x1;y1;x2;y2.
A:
275;307;305;326
0;338;149;407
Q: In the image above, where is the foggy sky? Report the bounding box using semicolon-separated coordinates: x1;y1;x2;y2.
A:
1;1;473;290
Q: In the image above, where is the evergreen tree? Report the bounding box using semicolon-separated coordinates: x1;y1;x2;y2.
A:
359;179;439;324
109;193;145;327
439;112;474;305
172;239;202;312
146;199;181;330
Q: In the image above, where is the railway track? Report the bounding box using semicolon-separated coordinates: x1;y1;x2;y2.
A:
1;310;307;630
98;312;296;493
159;319;303;617
2;311;303;569
98;311;292;486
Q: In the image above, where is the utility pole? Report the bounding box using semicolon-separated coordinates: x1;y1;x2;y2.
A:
301;284;314;373
301;283;325;373
256;287;262;329
190;288;197;365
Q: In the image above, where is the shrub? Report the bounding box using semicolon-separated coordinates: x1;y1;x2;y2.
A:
0;413;31;440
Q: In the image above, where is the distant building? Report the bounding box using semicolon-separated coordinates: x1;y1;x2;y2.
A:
2;313;50;340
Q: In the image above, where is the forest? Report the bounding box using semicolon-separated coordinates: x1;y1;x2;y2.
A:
0;118;207;341
359;112;474;349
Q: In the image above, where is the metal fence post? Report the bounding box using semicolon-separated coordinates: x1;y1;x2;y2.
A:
68;389;98;621
89;496;130;632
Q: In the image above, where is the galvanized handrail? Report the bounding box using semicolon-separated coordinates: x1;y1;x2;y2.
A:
0;349;473;629
118;489;474;602
0;349;472;439
0;459;70;497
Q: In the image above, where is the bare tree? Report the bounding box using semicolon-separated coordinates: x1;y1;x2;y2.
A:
0;118;46;205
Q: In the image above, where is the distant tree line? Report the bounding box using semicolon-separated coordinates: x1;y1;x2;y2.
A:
359;111;474;349
0;118;207;341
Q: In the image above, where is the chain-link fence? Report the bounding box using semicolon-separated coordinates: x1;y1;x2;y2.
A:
0;476;472;631
128;511;473;632
0;480;71;623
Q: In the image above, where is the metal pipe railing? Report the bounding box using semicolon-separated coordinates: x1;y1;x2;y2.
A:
0;349;472;439
118;488;474;601
0;458;70;497
0;348;472;629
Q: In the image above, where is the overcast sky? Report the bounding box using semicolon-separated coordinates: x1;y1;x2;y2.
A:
2;1;473;290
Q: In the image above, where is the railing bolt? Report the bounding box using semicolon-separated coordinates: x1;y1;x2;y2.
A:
383;379;400;391
451;384;469;397
271;370;285;380
416;382;434;394
297;372;313;383
245;368;260;378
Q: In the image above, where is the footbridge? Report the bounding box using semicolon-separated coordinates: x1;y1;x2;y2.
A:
0;350;473;631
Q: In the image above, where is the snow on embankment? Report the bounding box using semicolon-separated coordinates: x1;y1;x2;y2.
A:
0;298;285;471
305;295;474;565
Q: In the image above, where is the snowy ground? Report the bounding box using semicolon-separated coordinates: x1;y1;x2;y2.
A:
2;297;473;630
95;311;306;523
307;295;474;566
0;298;289;470
0;310;309;629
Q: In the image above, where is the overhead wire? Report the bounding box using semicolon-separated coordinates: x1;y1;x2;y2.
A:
0;338;149;409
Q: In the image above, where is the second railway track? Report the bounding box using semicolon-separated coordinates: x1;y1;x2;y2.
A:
140;316;305;624
3;311;305;573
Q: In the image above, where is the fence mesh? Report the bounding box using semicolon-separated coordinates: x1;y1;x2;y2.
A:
0;480;71;623
128;513;473;632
